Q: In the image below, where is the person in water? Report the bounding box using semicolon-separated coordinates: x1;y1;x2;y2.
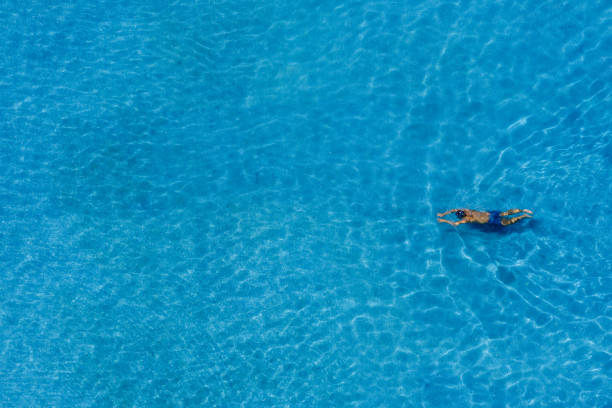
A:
437;208;533;226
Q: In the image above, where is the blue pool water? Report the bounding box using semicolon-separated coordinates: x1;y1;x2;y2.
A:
1;0;611;406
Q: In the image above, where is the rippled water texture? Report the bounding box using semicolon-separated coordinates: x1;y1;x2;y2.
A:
1;0;611;406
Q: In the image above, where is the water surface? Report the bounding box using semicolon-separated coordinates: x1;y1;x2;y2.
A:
1;0;611;406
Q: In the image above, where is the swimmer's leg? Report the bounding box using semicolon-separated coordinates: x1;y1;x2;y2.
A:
500;209;522;216
501;214;532;226
500;209;533;216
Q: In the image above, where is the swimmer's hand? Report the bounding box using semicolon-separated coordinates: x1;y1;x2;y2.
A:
523;209;533;214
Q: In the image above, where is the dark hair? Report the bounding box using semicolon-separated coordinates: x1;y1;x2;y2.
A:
455;210;466;219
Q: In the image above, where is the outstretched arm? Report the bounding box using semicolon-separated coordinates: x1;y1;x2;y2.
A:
438;218;468;226
437;208;461;217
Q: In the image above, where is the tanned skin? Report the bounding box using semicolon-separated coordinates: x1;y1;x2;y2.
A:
437;208;533;226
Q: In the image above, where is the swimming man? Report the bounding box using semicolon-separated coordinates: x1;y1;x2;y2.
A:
437;208;533;227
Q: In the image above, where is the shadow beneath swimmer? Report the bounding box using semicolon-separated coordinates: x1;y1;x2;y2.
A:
466;218;539;235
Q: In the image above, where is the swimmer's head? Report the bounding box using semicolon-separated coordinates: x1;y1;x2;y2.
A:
455;210;466;219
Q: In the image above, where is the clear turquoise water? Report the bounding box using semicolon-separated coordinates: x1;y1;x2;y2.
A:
1;0;611;406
